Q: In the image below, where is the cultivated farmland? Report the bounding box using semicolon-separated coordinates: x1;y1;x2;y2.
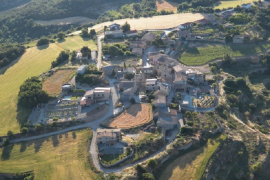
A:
180;43;270;65
105;103;152;129
0;36;96;135
156;0;178;13
214;0;258;9
70;13;205;35
0;129;98;180
159;134;227;180
42;69;76;97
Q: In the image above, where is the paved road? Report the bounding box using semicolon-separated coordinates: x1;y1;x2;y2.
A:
97;35;104;70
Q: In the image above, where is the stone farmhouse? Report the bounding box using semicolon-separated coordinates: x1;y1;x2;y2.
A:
96;128;122;145
80;87;111;107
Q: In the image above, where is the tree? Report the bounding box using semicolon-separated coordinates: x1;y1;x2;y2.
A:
124;73;134;80
126;147;132;155
111;69;116;77
21;127;28;135
142;173;155;180
121;22;131;33
249;103;256;112
185;111;191;118
212;83;217;90
136;165;146;176
36;37;49;46
81;46;91;58
124;62;127;69
35;124;42;132
90;29;96;36
7;130;14;138
148;159;157;169
57;32;65;39
81;28;88;37
130;97;135;104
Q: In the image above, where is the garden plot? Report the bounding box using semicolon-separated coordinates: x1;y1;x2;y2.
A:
193;96;215;108
42;69;76;97
46;107;78;118
103;103;152;129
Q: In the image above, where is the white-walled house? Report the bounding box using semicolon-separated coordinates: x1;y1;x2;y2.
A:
77;65;87;75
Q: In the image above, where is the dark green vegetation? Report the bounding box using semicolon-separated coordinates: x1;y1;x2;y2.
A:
18;77;49;108
51;51;69;68
0;44;25;68
103;43;132;56
75;64;104;86
171;0;218;13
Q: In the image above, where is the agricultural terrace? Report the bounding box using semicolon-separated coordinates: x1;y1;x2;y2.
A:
213;0;258;9
42;69;76;97
180;43;270;65
0;129;98;180
159;134;227;180
106;103;152;129
70;13;205;35
156;0;178;13
0;36;96;136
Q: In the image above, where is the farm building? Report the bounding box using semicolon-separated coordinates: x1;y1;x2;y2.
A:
241;3;251;9
77;65;87;75
96;128;122;145
102;65;118;76
157;108;179;130
105;30;124;38
146;79;158;91
81;87;111;105
132;47;143;56
109;23;121;31
126;30;138;37
129;41;147;49
233;35;244;44
141;33;156;42
62;84;72;92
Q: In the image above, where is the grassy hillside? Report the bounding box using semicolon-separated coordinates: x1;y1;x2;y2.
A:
159;134;227;180
180;43;270;65
0;36;96;135
0;129;99;180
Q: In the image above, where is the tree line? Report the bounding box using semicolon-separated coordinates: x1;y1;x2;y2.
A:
0;44;25;68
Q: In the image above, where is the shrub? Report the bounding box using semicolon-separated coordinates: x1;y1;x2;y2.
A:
148;159;157;169
53;117;59;122
249;103;256;112
180;126;193;135
7;130;14;138
136;165;146;175
130;98;136;104
21;127;28;134
186;120;194;126
142;173;155;180
185;111;191;118
35;124;42;132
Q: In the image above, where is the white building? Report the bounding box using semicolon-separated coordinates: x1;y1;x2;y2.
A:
77;65;87;75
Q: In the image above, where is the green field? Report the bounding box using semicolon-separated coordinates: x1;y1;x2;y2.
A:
180;43;270;65
0;129;98;180
159;134;227;180
0;36;96;136
214;0;257;9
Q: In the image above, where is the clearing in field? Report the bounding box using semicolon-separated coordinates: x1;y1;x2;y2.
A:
42;69;76;97
180;43;270;65
104;103;152;129
214;0;258;9
0;35;97;136
156;0;178;13
0;129;98;180
159;134;227;180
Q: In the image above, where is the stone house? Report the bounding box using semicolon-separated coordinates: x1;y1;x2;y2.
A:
96;128;122;145
119;81;138;101
129;41;147;49
80;87;111;106
141;33;156;42
132;47;143;56
146;79;159;91
102;65;118;76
